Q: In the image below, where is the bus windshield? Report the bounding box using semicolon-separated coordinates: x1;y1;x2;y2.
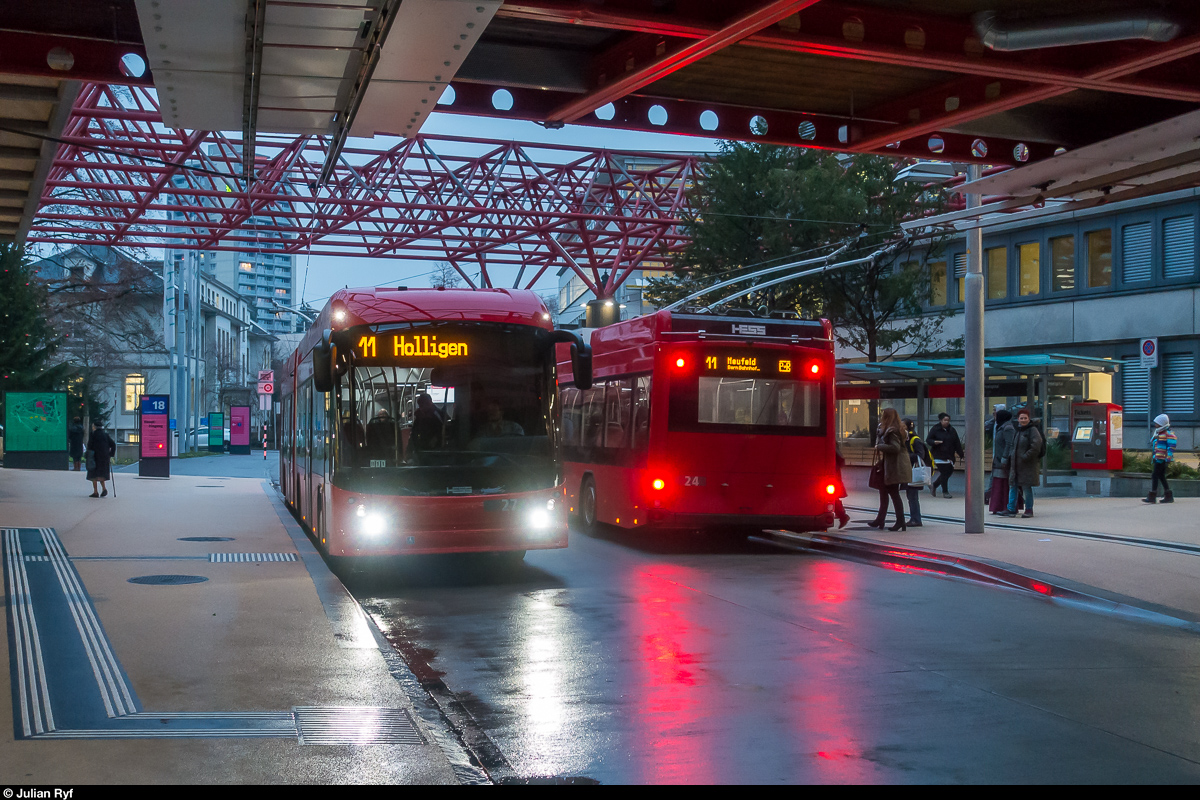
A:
336;323;555;495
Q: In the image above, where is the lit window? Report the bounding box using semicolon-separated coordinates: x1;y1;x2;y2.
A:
124;374;145;412
1018;242;1040;296
986;247;1007;299
239;261;253;272
1050;236;1075;291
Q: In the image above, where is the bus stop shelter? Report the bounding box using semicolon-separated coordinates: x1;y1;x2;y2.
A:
836;353;1122;484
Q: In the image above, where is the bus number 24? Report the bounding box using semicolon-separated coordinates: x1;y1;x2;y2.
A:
683;476;706;486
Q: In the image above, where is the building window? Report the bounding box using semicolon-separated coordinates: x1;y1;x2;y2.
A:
953;253;967;302
1162;354;1195;415
239;261;253;272
1050;235;1075;291
1121;221;1152;283
1086;229;1112;288
1121;357;1149;416
986;246;1007;299
930;261;947;306
1018;242;1040;296
124;374;145;412
1163;216;1196;280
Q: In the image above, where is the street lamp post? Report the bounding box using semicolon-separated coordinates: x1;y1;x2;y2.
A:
964;165;985;534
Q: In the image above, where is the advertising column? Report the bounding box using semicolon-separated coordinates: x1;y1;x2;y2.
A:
208;411;225;453
229;405;251;455
139;394;170;478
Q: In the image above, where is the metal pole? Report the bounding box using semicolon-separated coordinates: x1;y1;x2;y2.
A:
963;164;985;534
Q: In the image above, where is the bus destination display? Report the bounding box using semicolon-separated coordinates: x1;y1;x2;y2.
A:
703;354;793;375
356;333;471;363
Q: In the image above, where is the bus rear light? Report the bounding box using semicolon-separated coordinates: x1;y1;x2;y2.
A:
809;362;821;376
652;478;666;491
825;483;837;495
674;357;686;369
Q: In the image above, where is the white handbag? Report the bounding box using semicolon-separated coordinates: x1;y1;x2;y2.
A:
910;465;931;487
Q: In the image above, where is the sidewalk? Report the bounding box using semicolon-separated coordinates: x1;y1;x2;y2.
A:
842;487;1200;622
0;461;467;784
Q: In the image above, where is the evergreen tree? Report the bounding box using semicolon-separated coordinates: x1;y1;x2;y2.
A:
0;244;68;416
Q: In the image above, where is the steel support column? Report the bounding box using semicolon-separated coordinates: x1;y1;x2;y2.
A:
963;164;985;534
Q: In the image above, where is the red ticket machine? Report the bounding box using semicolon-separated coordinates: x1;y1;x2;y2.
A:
1070;401;1123;470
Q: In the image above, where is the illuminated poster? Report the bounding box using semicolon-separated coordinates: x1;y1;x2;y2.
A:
208;412;224;450
4;392;66;452
141;415;169;457
138;394;170;478
3;392;68;470
229;405;250;454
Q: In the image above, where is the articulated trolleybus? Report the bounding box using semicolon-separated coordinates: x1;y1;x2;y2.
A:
281;287;591;559
558;310;837;534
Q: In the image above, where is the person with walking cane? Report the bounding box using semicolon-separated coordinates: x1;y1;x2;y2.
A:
86;420;116;498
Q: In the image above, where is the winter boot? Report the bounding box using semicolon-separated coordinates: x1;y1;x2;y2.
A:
1161;491;1175;504
1142;492;1157;504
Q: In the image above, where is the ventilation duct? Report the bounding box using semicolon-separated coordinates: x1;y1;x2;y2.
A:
974;10;1181;51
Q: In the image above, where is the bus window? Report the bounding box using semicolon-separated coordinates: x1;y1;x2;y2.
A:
604;378;632;448
583;385;604;448
632;375;651;451
561;388;581;447
673;375;824;434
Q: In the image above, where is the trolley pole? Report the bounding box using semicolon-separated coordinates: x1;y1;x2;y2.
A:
963;164;986;534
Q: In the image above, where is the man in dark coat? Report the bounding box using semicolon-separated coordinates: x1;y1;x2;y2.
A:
68;417;85;471
999;409;1042;518
926;412;964;498
86;421;117;498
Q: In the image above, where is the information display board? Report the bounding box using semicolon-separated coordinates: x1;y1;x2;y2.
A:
229;405;251;454
3;391;68;470
208;411;224;452
138;394;170;478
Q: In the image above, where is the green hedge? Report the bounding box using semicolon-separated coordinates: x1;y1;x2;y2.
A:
1121;451;1198;479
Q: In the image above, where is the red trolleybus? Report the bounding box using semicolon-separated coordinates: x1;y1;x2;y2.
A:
558;311;837;534
280;287;591;559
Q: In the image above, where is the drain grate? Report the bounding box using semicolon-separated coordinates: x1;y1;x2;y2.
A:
179;536;236;542
127;574;209;585
293;707;424;746
209;553;297;563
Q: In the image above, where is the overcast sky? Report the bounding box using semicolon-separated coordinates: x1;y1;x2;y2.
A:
295;112;720;310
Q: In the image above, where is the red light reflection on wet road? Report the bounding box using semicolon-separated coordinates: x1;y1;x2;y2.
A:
628;565;714;784
791;559;876;781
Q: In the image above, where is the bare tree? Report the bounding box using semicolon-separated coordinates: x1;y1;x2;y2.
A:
430;261;462;289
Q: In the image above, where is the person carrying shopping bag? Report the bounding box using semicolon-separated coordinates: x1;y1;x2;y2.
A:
903;418;932;527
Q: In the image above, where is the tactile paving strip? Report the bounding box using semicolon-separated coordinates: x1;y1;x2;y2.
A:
293;706;425;746
209;553;298;562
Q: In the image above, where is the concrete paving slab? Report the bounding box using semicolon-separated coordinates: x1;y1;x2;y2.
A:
0;466;464;784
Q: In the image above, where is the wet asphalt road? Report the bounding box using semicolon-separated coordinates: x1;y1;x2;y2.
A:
347;524;1200;784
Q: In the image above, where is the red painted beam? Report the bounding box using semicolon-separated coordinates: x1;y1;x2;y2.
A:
852;31;1200;153
498;2;1200;104
444;81;1052;166
544;0;823;123
0;31;153;86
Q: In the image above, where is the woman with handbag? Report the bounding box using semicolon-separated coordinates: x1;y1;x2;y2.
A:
86;420;116;498
868;408;912;531
903;418;932;527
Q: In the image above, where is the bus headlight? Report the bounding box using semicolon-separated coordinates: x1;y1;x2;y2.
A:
529;508;551;530
361;513;387;537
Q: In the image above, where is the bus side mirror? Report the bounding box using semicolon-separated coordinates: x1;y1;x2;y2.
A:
551;330;592;390
313;329;333;393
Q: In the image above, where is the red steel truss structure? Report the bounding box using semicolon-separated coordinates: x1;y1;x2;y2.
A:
28;83;701;295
